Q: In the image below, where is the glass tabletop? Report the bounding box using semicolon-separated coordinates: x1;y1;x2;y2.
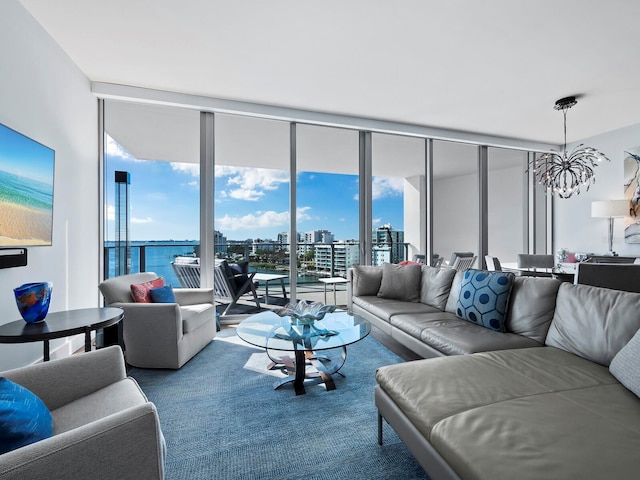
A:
236;310;370;352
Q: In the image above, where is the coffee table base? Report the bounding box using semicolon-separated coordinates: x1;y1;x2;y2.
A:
267;347;347;395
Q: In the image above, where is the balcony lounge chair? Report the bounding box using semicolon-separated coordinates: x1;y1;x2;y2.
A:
214;260;261;316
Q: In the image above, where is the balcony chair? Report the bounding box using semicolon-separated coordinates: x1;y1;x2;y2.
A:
98;272;217;369
451;255;477;271
574;263;640;293
485;255;502;271
214;260;261;316
171;258;201;288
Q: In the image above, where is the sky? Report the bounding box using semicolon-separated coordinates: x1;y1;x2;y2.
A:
105;136;404;242
0;123;55;185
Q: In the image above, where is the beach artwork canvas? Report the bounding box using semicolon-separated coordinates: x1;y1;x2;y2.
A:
0;123;54;246
624;147;640;243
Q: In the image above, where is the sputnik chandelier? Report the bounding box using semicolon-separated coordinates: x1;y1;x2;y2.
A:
529;96;609;199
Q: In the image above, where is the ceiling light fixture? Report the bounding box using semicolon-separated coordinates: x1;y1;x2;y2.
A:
529;96;610;199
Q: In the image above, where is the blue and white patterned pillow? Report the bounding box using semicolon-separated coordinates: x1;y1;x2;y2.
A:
456;269;515;332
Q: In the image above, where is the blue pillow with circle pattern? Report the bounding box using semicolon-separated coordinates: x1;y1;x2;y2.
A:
456;269;515;332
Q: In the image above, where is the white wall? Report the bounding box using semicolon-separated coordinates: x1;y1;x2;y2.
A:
0;1;99;369
555;123;640;257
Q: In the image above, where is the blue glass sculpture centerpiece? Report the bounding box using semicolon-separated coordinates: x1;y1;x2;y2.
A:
14;282;53;323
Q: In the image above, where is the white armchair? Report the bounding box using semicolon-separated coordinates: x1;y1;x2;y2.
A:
99;272;216;369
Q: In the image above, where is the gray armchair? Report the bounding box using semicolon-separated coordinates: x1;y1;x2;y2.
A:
99;272;216;369
0;346;164;480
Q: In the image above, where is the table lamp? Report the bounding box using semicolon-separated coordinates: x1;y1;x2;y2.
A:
591;200;629;256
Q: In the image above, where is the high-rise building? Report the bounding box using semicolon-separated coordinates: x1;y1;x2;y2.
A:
214;230;228;254
373;224;404;264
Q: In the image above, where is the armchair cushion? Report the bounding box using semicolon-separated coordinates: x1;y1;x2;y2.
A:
0;378;53;454
131;277;166;303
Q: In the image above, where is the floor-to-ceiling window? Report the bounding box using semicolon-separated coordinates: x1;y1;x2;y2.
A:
432;141;479;266
296;124;359;300
486;147;527;266
213;113;290;291
103;100;200;284
371;133;425;264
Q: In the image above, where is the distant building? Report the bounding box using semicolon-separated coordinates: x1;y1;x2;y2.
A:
214;230;227;254
372;245;391;266
304;229;334;244
251;238;276;254
315;242;360;277
373;224;404;264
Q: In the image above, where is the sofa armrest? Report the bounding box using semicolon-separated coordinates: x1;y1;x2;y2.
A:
1;346;127;411
173;288;214;306
346;269;354;312
0;403;164;480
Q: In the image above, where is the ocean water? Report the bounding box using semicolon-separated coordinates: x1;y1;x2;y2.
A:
0;170;53;212
105;241;321;286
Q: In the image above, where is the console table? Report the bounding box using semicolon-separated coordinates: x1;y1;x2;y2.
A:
0;307;124;361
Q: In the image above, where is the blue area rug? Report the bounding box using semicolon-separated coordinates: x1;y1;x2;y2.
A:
130;328;430;480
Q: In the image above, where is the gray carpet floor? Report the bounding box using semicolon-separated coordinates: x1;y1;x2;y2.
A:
130;328;430;480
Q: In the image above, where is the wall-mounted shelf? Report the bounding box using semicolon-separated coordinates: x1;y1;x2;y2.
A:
0;248;28;269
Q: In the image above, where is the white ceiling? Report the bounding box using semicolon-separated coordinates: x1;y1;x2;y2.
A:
19;0;640;145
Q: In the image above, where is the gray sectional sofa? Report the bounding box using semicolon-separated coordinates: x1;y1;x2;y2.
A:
346;264;640;480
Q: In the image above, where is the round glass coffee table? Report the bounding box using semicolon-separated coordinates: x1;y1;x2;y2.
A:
237;310;371;395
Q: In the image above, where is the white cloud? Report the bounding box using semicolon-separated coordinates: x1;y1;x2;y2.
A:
229;189;264;201
171;162;200;177
105;136;135;161
372;177;404;200
217;210;289;231
217;167;289;201
372;217;382;225
216;207;312;231
106;204;115;221
131;217;153;224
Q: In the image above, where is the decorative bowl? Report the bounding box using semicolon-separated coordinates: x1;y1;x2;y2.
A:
276;300;337;325
14;282;52;323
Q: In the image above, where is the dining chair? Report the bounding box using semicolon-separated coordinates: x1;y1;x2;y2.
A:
485;255;502;271
451;255;476;271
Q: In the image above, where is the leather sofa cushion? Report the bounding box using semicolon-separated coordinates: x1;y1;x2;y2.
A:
389;312;458;339
444;270;465;314
351;265;383;296
377;263;422;302
352;296;438;322
377;347;638;480
419;265;456;310
506;276;560;342
546;283;640;366
415;315;540;355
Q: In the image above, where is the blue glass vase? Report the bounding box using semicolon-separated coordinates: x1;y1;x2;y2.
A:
14;282;53;323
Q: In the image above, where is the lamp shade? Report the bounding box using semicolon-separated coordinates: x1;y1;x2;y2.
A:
591;200;629;218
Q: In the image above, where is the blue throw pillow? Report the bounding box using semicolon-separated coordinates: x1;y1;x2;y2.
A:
150;284;176;303
456;269;515;332
0;377;53;454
